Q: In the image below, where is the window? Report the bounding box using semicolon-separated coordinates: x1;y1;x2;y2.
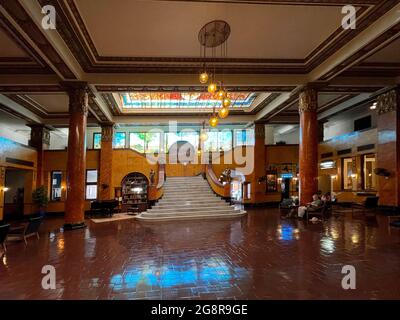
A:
93;133;101;149
342;158;355;190
113;132;126;149
166;132;180;151
51;171;62;201
86;170;98;200
180;131;199;150
354;115;371;132
363;154;376;190
234;129;255;146
145;132;161;153
204;131;218;152
129;132;145;152
218;130;232;151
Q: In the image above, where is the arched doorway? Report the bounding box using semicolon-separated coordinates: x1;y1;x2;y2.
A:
121;172;149;213
168;140;196;164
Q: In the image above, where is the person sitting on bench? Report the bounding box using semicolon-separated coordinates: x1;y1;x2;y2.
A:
298;194;323;218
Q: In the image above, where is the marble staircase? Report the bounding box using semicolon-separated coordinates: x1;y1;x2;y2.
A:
135;176;246;221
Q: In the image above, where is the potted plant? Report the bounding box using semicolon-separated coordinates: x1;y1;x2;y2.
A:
32;186;49;217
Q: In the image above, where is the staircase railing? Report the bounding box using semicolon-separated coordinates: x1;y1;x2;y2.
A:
148;163;165;201
205;164;230;198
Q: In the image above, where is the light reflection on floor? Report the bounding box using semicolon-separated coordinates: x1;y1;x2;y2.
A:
110;258;248;290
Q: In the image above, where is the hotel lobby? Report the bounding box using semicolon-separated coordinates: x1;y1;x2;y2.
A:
0;0;400;301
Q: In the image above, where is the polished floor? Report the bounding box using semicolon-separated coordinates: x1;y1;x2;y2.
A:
1;208;400;300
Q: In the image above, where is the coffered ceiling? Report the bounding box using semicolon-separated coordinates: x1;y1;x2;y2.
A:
0;0;399;126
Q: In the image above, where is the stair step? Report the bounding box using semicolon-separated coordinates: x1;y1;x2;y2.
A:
148;204;233;213
142;208;241;217
154;201;228;208
137;210;246;221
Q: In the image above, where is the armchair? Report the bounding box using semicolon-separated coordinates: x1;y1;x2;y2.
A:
8;216;43;245
352;196;379;217
0;224;10;253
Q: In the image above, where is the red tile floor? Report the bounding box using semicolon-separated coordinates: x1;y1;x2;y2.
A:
1;208;400;300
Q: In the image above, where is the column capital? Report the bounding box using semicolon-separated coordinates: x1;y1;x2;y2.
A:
27;124;50;148
61;81;91;116
377;89;398;115
299;87;318;113
101;122;115;142
254;123;265;139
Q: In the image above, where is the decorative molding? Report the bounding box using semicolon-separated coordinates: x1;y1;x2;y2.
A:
35;0;395;75
0;0;75;79
320;19;400;80
101;93;121;116
377;89;398;115
61;82;90;115
299;88;318;113
88;98;108;122
254;123;265;139
95;85;296;93
0;85;64;93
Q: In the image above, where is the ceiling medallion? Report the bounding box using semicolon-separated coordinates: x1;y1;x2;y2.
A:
198;20;231;127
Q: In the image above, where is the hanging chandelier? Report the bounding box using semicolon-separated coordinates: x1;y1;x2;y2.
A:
198;20;231;127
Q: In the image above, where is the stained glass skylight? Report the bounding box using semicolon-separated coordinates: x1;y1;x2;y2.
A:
119;92;257;110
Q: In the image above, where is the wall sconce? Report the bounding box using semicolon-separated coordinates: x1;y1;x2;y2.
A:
330;175;337;180
351;174;357;178
2;187;9;192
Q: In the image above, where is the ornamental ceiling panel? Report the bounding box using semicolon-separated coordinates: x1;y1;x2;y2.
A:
74;0;343;60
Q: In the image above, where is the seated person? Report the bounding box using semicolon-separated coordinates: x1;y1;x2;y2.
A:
298;194;323;218
322;192;331;202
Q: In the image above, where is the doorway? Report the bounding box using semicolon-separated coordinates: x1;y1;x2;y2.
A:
281;178;291;200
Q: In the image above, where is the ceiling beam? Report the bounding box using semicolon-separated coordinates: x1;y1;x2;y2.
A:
13;0;84;79
0;94;43;123
308;2;400;82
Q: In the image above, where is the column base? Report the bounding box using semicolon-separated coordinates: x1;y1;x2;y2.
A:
63;222;87;231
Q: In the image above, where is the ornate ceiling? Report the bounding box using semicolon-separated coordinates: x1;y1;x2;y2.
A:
0;0;399;126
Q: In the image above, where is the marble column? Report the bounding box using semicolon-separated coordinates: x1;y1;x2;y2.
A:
253;123;266;203
299;88;318;205
376;87;400;207
0;166;5;221
99;123;114;200
28;124;50;187
63;82;89;230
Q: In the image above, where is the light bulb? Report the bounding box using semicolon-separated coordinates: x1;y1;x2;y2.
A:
200;131;208;141
208;83;217;94
217;89;226;100
222;97;231;108
218;107;229;119
199;72;209;84
209;115;219;127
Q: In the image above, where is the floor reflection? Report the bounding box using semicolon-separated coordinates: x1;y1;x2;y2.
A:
1;209;400;300
111;257;248;290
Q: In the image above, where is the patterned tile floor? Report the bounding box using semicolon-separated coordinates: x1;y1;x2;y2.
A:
0;208;400;300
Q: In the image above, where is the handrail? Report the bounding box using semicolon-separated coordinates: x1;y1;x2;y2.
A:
149;163;165;201
206;164;230;198
157;163;165;189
